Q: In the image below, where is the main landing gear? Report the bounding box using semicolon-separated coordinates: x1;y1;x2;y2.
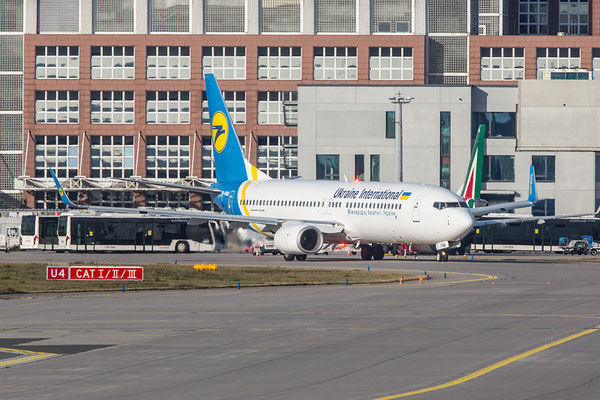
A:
360;244;385;261
283;254;308;261
436;251;449;262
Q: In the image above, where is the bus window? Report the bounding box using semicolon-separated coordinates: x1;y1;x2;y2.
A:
21;215;36;236
58;216;68;237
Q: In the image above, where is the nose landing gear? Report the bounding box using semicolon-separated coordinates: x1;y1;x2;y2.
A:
436;251;449;262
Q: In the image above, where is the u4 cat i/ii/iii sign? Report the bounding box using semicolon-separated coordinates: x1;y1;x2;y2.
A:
46;266;143;281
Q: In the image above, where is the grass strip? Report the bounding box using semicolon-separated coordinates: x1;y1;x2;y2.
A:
0;263;419;294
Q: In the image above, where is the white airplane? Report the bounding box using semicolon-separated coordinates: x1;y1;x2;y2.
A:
50;74;582;262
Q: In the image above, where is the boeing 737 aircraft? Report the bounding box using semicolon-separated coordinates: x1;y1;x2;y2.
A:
50;74;580;262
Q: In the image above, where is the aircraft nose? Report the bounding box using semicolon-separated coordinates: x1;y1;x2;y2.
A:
454;210;474;239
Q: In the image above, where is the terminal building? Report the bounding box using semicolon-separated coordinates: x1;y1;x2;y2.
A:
0;0;599;216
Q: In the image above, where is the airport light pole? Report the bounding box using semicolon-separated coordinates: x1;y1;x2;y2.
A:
389;92;414;182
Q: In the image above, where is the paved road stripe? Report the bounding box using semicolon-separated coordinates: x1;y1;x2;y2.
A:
372;325;600;400
0;347;56;368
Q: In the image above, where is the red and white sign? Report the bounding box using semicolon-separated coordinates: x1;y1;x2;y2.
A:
46;266;143;281
46;266;69;280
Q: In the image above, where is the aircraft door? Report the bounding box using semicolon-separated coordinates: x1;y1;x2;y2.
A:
412;195;424;222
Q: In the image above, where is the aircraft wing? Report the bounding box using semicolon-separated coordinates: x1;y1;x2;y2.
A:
473;212;597;227
471;165;538;217
116;177;221;195
50;169;344;231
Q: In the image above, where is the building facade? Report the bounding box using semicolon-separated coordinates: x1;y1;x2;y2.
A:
0;0;598;210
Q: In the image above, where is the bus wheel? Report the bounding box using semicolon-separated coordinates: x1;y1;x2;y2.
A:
175;241;189;253
283;253;295;261
296;254;307;261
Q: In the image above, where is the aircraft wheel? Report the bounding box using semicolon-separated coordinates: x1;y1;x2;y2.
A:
283;254;295;261
591;249;597;256
296;254;307;261
361;245;373;260
372;244;385;260
442;251;449;262
436;252;442;262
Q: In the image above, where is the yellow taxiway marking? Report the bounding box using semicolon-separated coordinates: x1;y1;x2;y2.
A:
372;325;600;400
0;347;56;368
384;269;497;286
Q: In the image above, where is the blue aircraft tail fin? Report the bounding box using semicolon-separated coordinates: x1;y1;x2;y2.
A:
49;169;79;208
205;74;269;184
527;165;537;203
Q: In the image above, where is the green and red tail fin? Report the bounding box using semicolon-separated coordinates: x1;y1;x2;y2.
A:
458;124;485;207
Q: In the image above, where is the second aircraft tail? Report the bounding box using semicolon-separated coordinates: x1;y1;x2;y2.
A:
458;124;485;207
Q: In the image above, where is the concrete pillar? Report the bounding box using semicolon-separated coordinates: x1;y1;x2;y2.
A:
191;0;203;33
136;0;148;33
303;0;315;34
414;0;427;35
247;0;259;33
358;0;370;34
81;0;92;33
24;0;37;34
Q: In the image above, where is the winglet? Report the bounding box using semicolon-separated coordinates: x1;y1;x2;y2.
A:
49;169;79;208
527;164;537;203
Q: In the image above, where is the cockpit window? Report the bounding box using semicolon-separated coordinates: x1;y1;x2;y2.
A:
433;201;468;210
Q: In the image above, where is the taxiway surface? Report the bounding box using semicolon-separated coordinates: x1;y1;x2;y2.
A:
1;253;600;400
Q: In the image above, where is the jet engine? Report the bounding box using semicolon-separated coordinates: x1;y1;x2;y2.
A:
274;224;323;254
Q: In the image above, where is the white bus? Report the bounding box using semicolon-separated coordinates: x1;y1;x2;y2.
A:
57;213;227;253
20;214;60;250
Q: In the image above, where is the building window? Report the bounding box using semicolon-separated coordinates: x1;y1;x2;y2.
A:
90;91;134;124
370;154;380;181
483;155;514;182
258;46;302;80
314;47;357;80
386;111;395;138
149;0;190;33
257;136;298;178
532;155;555;182
440;112;450;189
471;112;516;138
90;191;134;208
92;0;134;33
371;0;412;33
147;46;190;79
34;135;78;178
533;199;555;216
90;135;134;178
202;91;245;124
38;0;79;33
369;47;413;80
146;191;189;209
355;154;364;181
536;48;580;77
260;0;301;33
0;0;23;32
201;135;246;179
480;47;524;81
35;46;79;79
258;91;297;124
146;136;190;179
592;49;600;80
202;46;246;80
316;155;339;180
35;91;79;124
205;0;246;33
559;0;588;35
146;91;190;124
519;0;548;34
316;0;356;33
91;46;135;79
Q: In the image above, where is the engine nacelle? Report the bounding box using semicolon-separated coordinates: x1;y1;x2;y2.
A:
274;224;323;254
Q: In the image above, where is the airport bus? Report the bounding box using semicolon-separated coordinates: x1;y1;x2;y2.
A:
471;217;600;253
56;213;227;253
20;214;60;250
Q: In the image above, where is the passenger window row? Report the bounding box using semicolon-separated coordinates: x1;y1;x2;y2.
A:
240;199;400;210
